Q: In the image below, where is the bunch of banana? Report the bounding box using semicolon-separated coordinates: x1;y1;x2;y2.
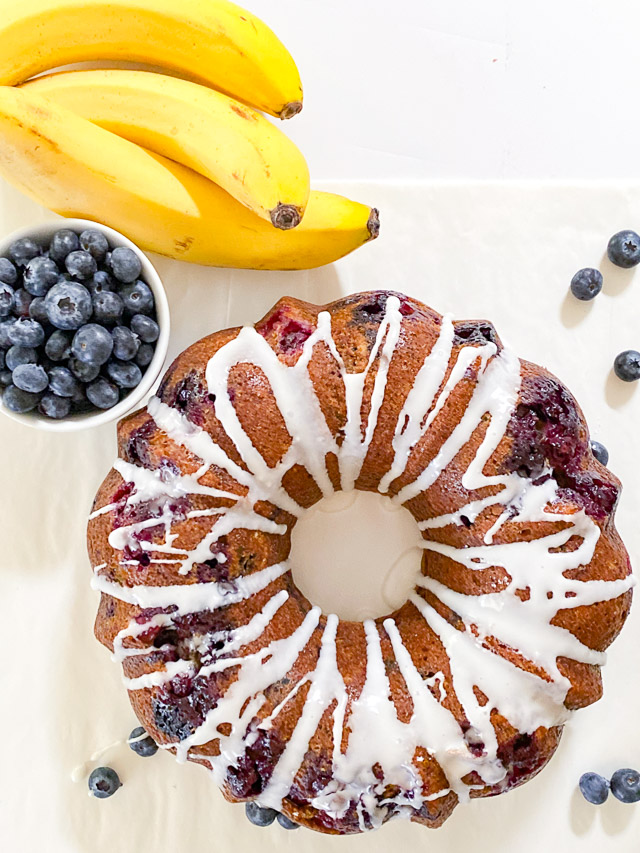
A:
0;0;379;270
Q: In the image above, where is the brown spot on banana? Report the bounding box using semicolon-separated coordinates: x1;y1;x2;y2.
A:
270;204;302;230
279;101;303;120
367;208;380;240
174;236;194;254
20;122;61;154
230;103;257;121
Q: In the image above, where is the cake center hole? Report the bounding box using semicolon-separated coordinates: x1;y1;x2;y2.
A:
290;491;422;621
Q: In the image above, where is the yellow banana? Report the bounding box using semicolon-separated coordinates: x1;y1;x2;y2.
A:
0;88;378;269
23;70;310;230
0;0;303;119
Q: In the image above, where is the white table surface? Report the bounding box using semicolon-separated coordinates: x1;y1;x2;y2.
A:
1;180;639;853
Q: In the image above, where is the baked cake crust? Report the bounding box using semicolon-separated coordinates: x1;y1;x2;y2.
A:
88;291;633;834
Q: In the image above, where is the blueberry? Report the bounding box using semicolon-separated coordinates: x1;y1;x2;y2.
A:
69;357;100;382
112;326;140;361
130;314;159;343
72;323;114;365
23;256;60;296
6;345;37;371
88;270;116;294
45;281;92;330
0;257;18;285
120;280;154;315
0;318;16;348
79;229;109;261
135;343;154;368
610;768;640;803
9;237;40;266
106;359;142;389
8;317;44;347
92;290;123;324
44;329;72;361
607;230;640;269
13;288;33;318
613;349;640;382
48;366;80;398
12;363;48;393
86;377;119;409
127;726;159;757
578;772;609;805
2;384;42;413
590;440;609;466
38;392;71;419
0;369;12;386
29;296;49;325
65;250;97;281
245;802;278;827
277;813;300;830
570;268;603;301
0;282;14;317
88;766;122;799
49;229;79;263
111;246;142;283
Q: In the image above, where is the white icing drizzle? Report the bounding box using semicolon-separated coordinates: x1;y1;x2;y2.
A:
89;295;634;831
91;560;289;614
176;606;323;770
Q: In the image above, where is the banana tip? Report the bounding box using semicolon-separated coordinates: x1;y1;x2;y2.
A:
280;101;303;120
367;208;380;240
271;204;302;230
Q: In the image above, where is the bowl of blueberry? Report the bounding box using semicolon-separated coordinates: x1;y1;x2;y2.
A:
0;219;169;430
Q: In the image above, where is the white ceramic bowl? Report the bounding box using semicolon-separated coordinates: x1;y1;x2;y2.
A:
0;218;170;432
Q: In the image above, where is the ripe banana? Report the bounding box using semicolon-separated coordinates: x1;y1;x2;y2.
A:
0;88;378;269
0;0;303;119
23;70;310;230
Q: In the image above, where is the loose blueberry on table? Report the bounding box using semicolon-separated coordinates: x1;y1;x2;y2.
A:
578;772;610;804
0;229;159;419
570;267;603;301
245;802;278;827
277;813;300;830
589;440;609;467
244;802;300;829
613;350;640;382
127;726;159;757
88;766;122;799
607;229;640;269
610;768;640;804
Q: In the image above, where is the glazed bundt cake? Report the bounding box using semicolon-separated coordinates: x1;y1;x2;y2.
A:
88;290;633;834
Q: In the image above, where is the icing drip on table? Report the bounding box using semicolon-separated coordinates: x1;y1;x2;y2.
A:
90;295;633;831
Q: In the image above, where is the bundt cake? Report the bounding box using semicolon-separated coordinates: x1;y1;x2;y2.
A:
88;290;633;834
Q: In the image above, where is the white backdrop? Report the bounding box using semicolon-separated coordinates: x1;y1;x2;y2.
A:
249;0;640;181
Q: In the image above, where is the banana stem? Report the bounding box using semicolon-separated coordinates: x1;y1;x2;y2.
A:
367;208;380;240
270;203;302;230
279;100;303;119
